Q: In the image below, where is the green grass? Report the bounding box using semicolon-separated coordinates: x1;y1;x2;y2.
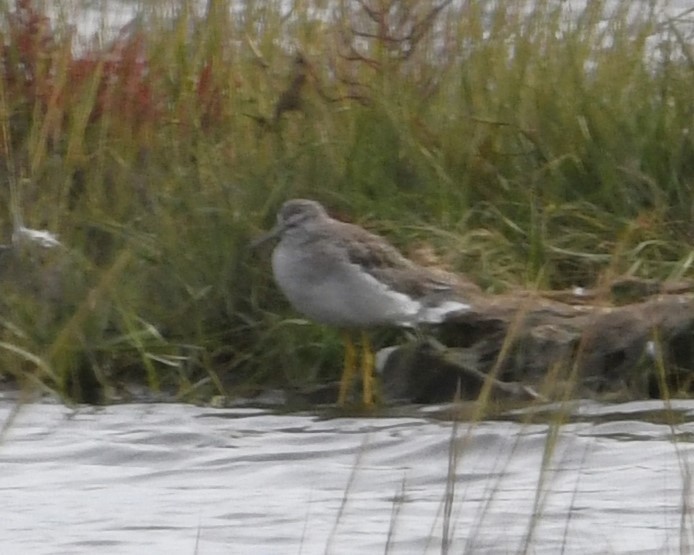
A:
0;0;692;403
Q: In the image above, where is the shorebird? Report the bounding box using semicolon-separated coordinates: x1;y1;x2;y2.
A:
253;199;476;406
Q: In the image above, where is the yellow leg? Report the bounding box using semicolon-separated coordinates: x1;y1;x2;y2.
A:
360;331;375;407
337;331;357;406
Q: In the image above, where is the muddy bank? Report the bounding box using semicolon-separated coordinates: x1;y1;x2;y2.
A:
379;278;694;404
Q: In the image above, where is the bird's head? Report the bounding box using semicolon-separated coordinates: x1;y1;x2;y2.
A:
251;199;329;247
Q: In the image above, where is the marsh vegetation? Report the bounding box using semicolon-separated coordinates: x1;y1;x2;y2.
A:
0;0;692;404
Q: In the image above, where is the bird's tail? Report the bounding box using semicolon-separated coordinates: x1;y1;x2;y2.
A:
416;298;470;324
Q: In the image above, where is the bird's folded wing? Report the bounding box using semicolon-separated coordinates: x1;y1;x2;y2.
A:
332;221;478;300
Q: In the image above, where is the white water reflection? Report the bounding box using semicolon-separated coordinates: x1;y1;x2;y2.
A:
2;399;694;554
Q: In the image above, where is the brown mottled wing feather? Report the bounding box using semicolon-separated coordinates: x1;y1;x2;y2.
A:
330;220;464;299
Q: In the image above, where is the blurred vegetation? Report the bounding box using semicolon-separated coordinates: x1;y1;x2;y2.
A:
0;0;692;403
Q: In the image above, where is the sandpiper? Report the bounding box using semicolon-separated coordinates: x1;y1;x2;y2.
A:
253;199;476;406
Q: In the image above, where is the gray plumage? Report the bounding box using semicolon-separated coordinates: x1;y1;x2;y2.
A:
256;199;474;328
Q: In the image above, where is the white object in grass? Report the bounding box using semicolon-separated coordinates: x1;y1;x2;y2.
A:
12;226;62;249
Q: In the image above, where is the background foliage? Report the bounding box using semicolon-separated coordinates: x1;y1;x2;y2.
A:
0;0;692;402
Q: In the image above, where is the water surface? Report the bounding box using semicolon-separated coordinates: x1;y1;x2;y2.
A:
2;398;694;554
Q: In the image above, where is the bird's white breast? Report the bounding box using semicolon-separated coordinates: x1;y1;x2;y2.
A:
271;239;424;328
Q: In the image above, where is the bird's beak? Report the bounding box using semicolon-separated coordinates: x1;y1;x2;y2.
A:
249;222;284;249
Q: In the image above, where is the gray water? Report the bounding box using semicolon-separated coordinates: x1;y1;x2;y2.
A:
2;398;694;554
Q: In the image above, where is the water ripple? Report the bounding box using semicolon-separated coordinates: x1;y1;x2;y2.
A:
1;399;694;554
